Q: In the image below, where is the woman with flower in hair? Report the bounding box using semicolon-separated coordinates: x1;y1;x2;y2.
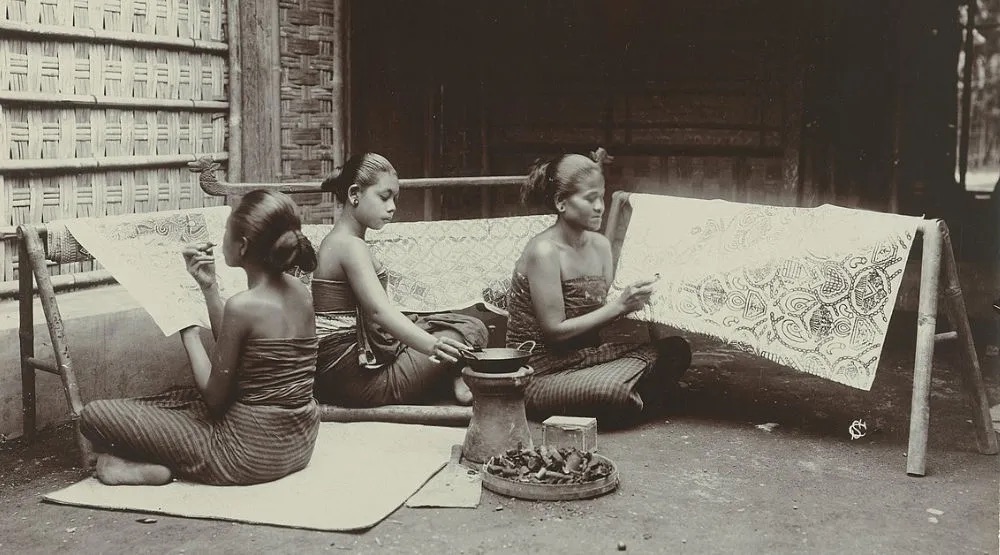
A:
311;153;488;407
506;148;692;424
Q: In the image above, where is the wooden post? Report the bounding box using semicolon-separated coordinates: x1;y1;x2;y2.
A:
17;227;36;441
782;54;804;207
239;0;282;181
886;0;903;214
331;0;347;169
938;223;999;455
225;0;242;182
907;220;943;476
957;0;977;190
480;75;492;218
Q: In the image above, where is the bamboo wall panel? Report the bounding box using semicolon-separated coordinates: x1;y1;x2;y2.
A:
278;0;345;224
1;0;230;283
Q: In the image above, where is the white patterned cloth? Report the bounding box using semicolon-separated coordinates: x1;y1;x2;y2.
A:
302;215;554;313
63;208;553;335
610;193;923;390
63;207;246;336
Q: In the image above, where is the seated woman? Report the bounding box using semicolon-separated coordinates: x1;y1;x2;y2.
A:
312;153;488;407
506;148;692;424
80;190;321;485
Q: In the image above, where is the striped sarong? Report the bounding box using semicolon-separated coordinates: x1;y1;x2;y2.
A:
506;273;688;422
80;338;320;485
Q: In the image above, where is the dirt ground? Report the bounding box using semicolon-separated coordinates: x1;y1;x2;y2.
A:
2;321;999;554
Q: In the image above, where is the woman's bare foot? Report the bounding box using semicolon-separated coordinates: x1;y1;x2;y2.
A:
95;453;173;486
453;375;474;405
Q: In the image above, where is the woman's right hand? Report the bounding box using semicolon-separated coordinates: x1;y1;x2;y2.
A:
428;336;474;364
181;242;217;291
615;277;656;314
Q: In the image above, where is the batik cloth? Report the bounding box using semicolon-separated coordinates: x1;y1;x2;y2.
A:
611;193;923;390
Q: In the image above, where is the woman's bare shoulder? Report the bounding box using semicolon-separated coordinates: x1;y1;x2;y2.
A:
319;230;367;252
586;230;612;250
524;232;562;260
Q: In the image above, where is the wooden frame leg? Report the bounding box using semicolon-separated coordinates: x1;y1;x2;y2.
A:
908;221;943;476
17;228;37;442
939;223;999;455
20;225;94;467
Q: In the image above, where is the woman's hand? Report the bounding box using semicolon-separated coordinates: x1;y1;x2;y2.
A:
428;336;474;364
182;242;217;291
615;276;657;315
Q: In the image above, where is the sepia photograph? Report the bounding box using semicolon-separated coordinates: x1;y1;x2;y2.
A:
0;0;998;552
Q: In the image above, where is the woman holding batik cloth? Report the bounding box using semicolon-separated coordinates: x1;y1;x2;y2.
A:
506;148;692;424
80;190;321;485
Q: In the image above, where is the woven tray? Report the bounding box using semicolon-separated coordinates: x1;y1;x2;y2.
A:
481;454;620;501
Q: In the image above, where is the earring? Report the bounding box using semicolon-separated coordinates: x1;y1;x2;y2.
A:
351;198;359;207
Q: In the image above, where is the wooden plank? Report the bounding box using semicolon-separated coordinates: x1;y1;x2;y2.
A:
239;0;281;181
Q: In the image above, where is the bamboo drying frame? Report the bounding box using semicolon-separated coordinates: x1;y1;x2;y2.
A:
604;191;998;477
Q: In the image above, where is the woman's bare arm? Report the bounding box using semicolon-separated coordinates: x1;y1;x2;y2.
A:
339;237;453;357
180;293;252;413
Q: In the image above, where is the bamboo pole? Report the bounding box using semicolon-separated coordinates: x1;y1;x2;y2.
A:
938;223;999;455
18;228;36;442
0;20;228;53
0;268;115;299
197;173;525;198
958;0;977;190
226;0;243;182
0;152;228;173
0;91;228;111
907;220;944;476
603;191;632;268
25;357;59;375
319;405;472;427
19;225;94;466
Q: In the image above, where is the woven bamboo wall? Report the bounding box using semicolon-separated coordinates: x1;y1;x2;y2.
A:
277;0;344;224
0;0;230;282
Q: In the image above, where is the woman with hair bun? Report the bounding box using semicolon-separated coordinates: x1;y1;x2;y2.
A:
80;189;322;485
311;153;488;408
506;148;692;424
